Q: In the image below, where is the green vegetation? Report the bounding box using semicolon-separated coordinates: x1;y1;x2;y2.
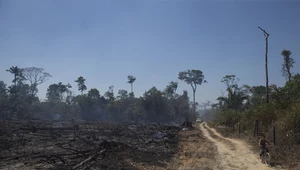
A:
281;49;295;82
201;49;299;164
178;70;207;120
0;67;206;123
205;49;298;134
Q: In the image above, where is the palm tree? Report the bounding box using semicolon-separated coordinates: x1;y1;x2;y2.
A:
6;66;25;86
75;76;87;94
127;75;136;94
6;66;26;100
217;87;248;131
217;87;248;111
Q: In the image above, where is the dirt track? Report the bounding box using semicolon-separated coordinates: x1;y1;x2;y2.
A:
200;122;276;170
168;122;280;170
0;121;285;170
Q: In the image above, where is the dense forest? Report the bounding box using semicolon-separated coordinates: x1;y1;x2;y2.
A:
0;67;207;123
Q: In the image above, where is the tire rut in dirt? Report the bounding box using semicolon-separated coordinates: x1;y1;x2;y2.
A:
203;124;236;151
169;128;219;170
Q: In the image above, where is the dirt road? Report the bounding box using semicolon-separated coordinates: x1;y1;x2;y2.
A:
199;122;275;170
168;122;279;170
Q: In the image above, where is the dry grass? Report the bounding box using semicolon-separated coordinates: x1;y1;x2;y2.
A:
209;123;300;170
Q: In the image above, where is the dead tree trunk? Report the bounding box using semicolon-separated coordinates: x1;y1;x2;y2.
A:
191;83;197;121
258;26;270;104
193;89;196;120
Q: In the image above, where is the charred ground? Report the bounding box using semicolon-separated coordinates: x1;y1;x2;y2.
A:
0;120;182;170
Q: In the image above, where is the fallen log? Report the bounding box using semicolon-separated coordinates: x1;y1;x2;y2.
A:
56;144;88;158
126;127;146;142
72;149;106;170
19;127;78;131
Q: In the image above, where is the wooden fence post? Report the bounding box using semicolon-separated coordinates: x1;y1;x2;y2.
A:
254;120;259;136
255;120;259;137
254;120;257;136
273;125;276;145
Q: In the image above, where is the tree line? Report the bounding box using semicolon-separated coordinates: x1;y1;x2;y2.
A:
201;49;298;134
0;67;206;123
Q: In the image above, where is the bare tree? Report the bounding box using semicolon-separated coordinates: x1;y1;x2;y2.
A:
258;26;270;103
23;67;52;96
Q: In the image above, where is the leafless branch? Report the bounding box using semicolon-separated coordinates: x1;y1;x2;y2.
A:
23;67;52;86
72;149;106;169
258;26;270;37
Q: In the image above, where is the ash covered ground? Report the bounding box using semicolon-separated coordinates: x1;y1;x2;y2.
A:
0;120;182;170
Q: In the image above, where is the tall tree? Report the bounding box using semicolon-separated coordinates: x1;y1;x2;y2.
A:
104;86;115;101
221;75;239;89
75;76;87;94
6;66;25;86
88;88;100;101
58;82;71;100
281;49;295;82
127;75;136;94
248;85;266;106
0;81;7;96
251;86;266;98
219;75;248;108
46;84;60;103
23;67;52;96
164;81;178;99
218;75;248;131
217;87;248;111
178;69;207;120
176;90;191;121
142;87;169;122
117;89;129;100
6;66;26;108
0;81;8;119
47;82;71;102
5;65;25;118
258;26;270;103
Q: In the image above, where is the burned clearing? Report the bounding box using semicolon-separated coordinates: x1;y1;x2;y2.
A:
0;120;182;170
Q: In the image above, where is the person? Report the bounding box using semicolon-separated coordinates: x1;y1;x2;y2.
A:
259;134;270;162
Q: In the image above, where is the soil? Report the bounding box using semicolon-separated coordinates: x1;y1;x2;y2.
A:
210;123;300;170
0;121;290;170
166;123;282;170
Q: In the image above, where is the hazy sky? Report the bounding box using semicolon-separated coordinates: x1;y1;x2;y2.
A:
0;0;299;104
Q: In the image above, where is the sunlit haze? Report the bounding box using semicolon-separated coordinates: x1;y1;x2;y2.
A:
1;0;299;104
